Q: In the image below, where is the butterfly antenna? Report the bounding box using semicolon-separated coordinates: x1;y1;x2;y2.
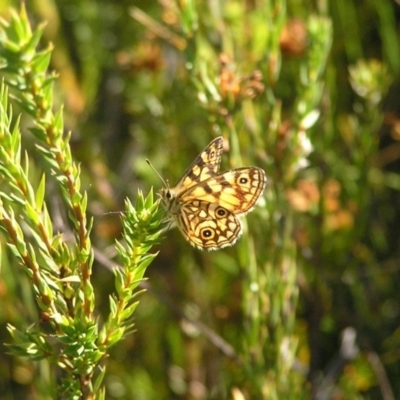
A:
103;211;126;216
146;159;169;187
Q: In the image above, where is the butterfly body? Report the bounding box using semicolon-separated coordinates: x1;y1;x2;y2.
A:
160;137;266;250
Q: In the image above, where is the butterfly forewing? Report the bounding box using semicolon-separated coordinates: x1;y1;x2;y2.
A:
181;167;267;215
173;136;224;192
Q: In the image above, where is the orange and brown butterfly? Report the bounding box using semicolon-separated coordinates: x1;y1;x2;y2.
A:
158;137;267;250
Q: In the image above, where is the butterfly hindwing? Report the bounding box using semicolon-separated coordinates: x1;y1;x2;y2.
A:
178;200;242;250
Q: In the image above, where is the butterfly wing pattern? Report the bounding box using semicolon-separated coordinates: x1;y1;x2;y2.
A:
160;137;267;250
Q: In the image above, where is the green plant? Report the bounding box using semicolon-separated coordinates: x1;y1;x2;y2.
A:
0;7;163;399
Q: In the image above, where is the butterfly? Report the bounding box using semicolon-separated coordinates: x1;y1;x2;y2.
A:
160;136;267;250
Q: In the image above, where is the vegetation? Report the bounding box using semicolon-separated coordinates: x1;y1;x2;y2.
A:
0;1;398;399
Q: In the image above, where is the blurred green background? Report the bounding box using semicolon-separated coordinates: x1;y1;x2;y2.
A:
1;0;400;399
